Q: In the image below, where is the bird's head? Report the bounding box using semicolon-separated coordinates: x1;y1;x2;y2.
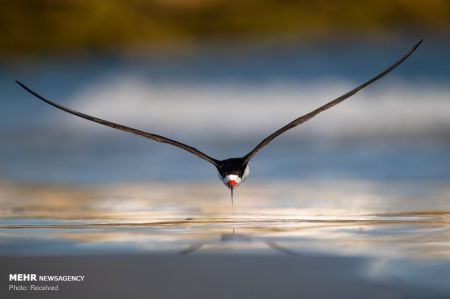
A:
217;158;250;190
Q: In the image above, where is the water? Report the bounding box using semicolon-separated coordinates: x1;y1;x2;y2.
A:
1;180;449;257
1;180;450;297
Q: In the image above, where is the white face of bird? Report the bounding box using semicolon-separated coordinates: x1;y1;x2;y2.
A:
223;174;242;189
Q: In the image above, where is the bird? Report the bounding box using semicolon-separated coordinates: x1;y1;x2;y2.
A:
16;40;422;206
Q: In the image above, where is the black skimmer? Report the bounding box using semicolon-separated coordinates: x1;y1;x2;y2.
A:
16;40;422;206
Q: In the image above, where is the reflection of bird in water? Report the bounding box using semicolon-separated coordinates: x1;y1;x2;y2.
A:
16;40;422;205
179;230;302;256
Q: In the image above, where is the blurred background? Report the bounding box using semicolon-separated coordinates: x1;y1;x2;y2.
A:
0;0;449;185
1;3;450;297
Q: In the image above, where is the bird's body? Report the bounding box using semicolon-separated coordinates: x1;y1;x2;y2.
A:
16;40;423;204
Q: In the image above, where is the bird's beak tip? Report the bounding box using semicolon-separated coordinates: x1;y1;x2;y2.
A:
226;180;238;188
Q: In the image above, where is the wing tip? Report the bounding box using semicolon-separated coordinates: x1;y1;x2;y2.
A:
15;80;32;94
413;39;424;51
15;80;39;99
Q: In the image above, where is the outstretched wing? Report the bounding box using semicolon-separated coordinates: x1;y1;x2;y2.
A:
16;81;221;167
242;39;423;163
